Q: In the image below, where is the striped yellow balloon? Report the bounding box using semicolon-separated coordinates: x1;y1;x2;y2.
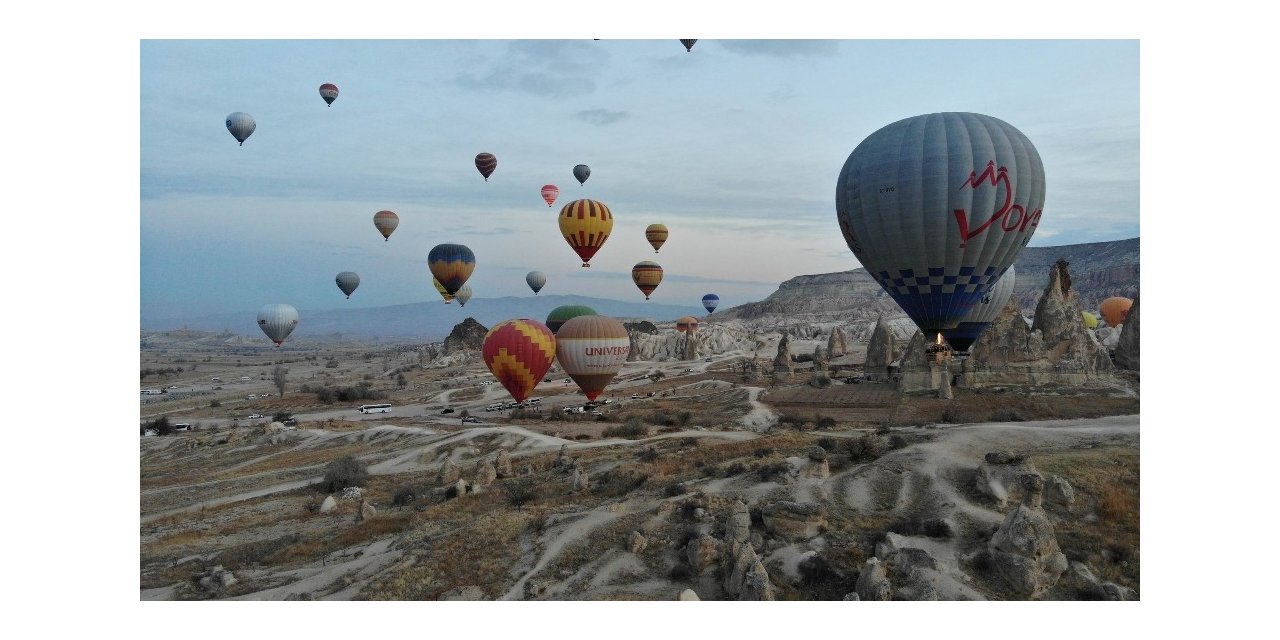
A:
433;276;454;304
631;261;663;300
559;199;613;267
645;223;668;253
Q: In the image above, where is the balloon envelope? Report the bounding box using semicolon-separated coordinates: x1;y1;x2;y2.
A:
335;271;360;299
702;294;720;314
631;261;663;300
558;199;613;267
319;83;339;106
455;285;473;307
225;112;256;145
941;265;1016;352
573;164;591;185
546;305;597;334
645;223;668;253
475;153;497;181
1082;311;1099;330
428;243;476;295
526;270;547;294
373;210;399;241
1100;297;1133;327
680;39;698;52
482;319;557;403
556;315;631;401
541;185;559;207
676;316;699;334
433;276;454;304
256;304;299;345
836;112;1045;340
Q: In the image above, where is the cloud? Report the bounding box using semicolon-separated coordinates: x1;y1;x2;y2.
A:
573;108;630;126
718;40;840;58
453;40;607;99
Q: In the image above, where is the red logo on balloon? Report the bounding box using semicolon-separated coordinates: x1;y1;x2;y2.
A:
953;161;1041;248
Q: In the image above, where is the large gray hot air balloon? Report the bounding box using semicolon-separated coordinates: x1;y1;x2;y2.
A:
941;265;1015;352
526;270;547;295
335;272;360;299
455;284;473;307
573;164;591;185
256;304;299;346
225;112;256;146
835;112;1045;342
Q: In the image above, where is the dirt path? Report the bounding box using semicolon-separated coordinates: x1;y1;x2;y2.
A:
501;508;626;600
739;387;777;432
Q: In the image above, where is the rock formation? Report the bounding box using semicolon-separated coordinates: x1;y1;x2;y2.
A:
494;450;513;478
677;589;700;601
1046;474;1075;511
437;458;459;486
686;535;721;575
773;334;794;373
682;332;699;361
828;327;848;357
356;499;376;523
628;531;648;554
319;495;337;513
442;317;488;354
474;462;497;487
572;467;589;492
864;316;897;380
988;474;1068;598
812;345;828;371
855;557;892;601
727;499;751;544
1030;259;1113;372
975;452;1040;508
760;501;825;540
1113;295;1139;370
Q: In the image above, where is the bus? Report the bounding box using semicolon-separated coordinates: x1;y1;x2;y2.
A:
358;404;393;414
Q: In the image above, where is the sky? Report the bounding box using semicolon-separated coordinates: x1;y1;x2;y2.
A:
140;39;1138;320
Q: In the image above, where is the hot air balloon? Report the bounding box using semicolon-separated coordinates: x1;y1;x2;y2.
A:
940;266;1016;353
428;243;476;295
573;164;591;185
645;224;668;253
526;271;547;295
556;315;631;401
335;272;360;299
373;210;399;241
541;185;559;207
702;294;720;314
632;261;663;300
1082;311;1099;330
319;83;339;106
225;112;256;146
433;276;454;304
546;305;597;334
676;316;699;334
559;199;613;267
256;304;299;346
482;319;557;403
680;39;698;52
455;285;473;307
835;112;1045;345
1100;297;1133;328
475;153;497;181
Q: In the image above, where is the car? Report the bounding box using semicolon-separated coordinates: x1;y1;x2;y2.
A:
462;416;482;423
166;384;179;389
440;408;455;414
543;377;552;383
704;358;712;362
590;410;603;417
246;394;257;399
247;413;265;419
600;399;611;405
630;394;645;400
562;378;571;384
684;368;694;373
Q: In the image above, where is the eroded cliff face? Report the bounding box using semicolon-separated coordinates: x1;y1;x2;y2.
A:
443;318;488;354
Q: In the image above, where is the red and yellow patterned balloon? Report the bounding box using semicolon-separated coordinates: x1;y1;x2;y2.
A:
482;319;557;403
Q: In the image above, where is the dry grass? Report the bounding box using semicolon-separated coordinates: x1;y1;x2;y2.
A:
1032;447;1139;589
154;529;209;547
225;442;369;478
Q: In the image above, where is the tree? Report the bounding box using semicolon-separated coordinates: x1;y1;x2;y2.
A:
273;364;288;397
396;372;407;389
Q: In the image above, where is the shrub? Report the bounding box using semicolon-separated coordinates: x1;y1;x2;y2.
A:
889;434;908;449
875;425;892;435
392;486;417;507
649;411;676;427
677;411;693;427
574;434;592;440
141;416;172;436
753;447;773;458
638;446;659;463
757;462;790;481
816;416;837;430
603;418;649;439
811;374;832;389
846;435;887;462
723;462;746;477
664;483;687;497
209;399;222;408
889;517;954;538
321;456;368;493
990;408;1024;422
503;478;539;509
940;408;962;423
817;437;836;452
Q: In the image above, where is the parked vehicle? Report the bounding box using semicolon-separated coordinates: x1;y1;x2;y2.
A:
462;416;482;423
247;414;265;419
440;408;455;414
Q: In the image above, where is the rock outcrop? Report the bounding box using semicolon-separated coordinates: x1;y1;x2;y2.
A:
864;316;897;380
494;450;513;478
988;474;1068;598
773;334;794;372
760;501;825;540
1113;295;1139;370
1030;259;1114;372
686;535;721;575
975;453;1040;508
197;566;238;593
442;318;488;354
319;495;337;513
357;499;377;522
727;499;751;544
828;327;848;357
474;462;497;487
628;531;648;554
1046;474;1075;511
855;557;891;601
677;588;700;601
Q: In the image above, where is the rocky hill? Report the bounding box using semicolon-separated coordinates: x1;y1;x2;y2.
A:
442;318;488;354
718;238;1139;322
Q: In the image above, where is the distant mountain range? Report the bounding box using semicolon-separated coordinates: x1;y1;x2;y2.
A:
717;237;1139;322
141;295;707;342
141;238;1139;342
